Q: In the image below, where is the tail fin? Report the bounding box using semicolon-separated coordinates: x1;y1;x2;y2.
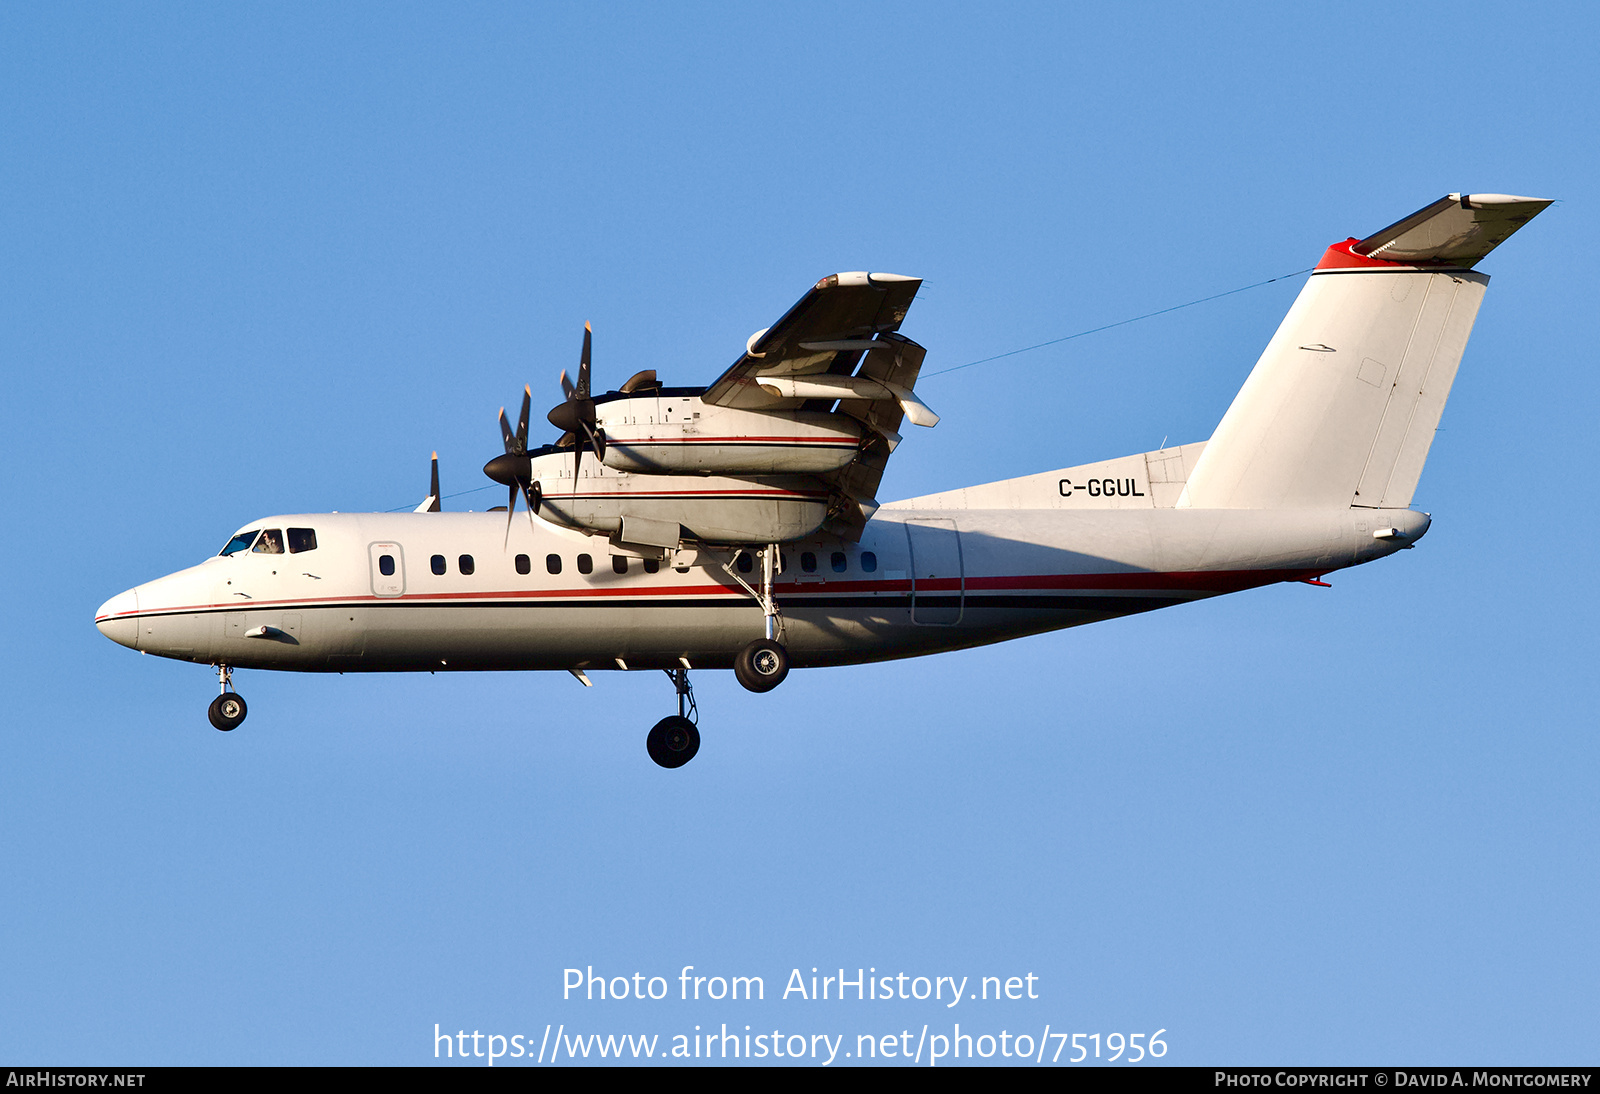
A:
1178;194;1550;510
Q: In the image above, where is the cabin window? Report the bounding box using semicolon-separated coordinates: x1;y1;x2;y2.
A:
612;556;629;575
379;554;396;576
831;551;847;573
252;529;285;554
861;551;878;573
546;554;562;575
736;553;754;574
515;554;531;575
577;554;593;575
287;528;317;553
459;555;475;575
801;552;817;573
643;559;660;574
219;530;260;556
431;554;447;576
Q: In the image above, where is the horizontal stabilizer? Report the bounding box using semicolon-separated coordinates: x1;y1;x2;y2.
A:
1351;193;1551;267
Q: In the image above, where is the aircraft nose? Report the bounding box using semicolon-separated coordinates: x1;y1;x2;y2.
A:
95;588;140;650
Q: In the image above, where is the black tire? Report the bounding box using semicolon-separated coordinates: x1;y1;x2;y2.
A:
734;639;789;693
208;692;247;732
646;715;700;769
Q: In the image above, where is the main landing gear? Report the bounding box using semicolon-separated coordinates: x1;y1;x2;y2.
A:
647;666;700;769
724;544;790;694
734;639;788;692
208;664;247;731
644;543;793;769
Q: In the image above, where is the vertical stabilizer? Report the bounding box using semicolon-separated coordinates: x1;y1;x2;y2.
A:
1178;194;1549;510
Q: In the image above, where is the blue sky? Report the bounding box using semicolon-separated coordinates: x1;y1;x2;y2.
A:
3;2;1596;1066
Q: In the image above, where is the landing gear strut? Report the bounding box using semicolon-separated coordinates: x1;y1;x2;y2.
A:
647;666;700;768
208;664;247;731
725;544;791;693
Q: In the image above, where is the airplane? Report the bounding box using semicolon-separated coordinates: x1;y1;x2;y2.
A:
95;193;1551;768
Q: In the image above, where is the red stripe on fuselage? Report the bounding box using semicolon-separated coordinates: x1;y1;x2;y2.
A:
107;567;1321;620
610;436;856;445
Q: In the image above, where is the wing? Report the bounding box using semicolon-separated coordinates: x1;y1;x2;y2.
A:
701;272;923;410
701;272;933;542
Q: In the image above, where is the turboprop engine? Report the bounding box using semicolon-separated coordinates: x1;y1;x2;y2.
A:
484;294;932;550
482;325;870;549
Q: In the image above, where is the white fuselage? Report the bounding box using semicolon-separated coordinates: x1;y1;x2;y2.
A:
94;500;1426;675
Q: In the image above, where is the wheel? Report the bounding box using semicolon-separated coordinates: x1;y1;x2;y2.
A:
647;715;700;769
734;639;789;693
208;692;247;731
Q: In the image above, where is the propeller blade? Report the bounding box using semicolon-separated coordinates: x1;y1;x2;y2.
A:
545;325;600;466
577;322;592;399
581;421;605;463
428;451;441;513
487;386;546;549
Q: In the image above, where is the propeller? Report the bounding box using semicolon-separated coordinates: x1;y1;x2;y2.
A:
545;322;606;480
482;385;543;545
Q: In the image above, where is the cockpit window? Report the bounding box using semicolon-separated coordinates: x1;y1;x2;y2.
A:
219;530;260;556
252;529;285;554
287;528;317;553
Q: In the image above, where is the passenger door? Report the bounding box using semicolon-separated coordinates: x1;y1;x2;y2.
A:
369;542;405;597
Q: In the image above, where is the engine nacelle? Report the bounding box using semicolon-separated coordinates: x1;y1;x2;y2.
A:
595;398;865;476
527;451;830;545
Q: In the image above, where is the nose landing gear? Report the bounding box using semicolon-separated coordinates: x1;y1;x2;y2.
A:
208;664;247;731
647;715;699;768
647;666;700;768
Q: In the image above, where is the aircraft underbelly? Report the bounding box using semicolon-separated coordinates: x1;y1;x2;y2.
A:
204;602;1013;672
